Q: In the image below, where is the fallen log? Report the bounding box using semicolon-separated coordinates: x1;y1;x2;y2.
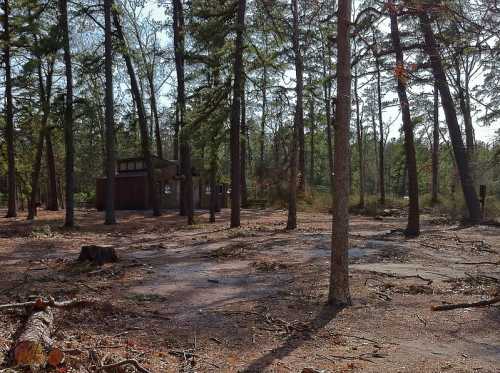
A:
0;298;89;368
13;305;54;367
431;296;500;311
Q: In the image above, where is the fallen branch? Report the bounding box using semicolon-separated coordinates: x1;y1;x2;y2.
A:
431;296;500;311
366;271;433;285
0;298;89;311
456;261;500;266
96;359;152;373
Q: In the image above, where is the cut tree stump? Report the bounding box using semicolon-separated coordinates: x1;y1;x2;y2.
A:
14;305;54;367
78;245;118;265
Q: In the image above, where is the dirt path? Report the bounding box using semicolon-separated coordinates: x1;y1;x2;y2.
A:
0;209;499;372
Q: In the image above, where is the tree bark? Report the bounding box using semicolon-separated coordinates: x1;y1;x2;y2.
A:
59;0;75;226
309;96;315;186
419;11;481;223
45;129;58;211
104;0;116;225
259;63;267;195
431;81;439;204
241;78;248;208
287;0;303;230
113;8;161;217
322;42;335;197
230;0;246;228
389;3;419;237
14;307;54;367
291;0;305;194
148;74;163;159
329;0;352;307
354;64;365;208
3;0;16;218
453;58;475;160
28;59;54;220
375;58;386;205
371;107;379;195
173;0;193;224
209;145;218;223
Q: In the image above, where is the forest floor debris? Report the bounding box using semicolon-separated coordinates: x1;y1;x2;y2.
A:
0;208;499;372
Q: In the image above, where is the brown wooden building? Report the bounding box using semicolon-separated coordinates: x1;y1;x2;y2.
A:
96;157;227;211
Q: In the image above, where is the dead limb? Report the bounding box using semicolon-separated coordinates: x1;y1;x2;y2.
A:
96;358;152;373
431;296;500;311
0;298;89;311
365;271;433;285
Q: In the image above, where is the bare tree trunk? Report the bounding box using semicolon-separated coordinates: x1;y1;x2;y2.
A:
28;59;54;220
241;80;248;208
59;0;75;226
45;129;58;211
3;0;16;218
173;105;179;160
454;59;475;160
322;43;335;196
173;0;193;224
389;3;419;237
113;8;161;217
431;81;439;205
375;58;385;205
104;0;116;225
371;108;379;195
329;0;352;307
148;75;163;159
419;11;481;223
287;0;303;230
230;0;246;228
209;144;218;223
259;65;267;195
291;0;305;194
354;66;365;208
309;96;315;186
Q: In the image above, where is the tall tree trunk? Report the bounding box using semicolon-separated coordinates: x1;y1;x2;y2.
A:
375;58;385;205
173;105;179;160
148;75;163;159
45;129;58;211
371;107;379;195
389;3;419;237
291;0;305;193
209;144;218;223
240;81;248;208
113;8;161;217
454;58;475;160
3;0;16;218
431;81;439;205
329;0;352;307
309;96;315;186
104;0;116;225
28;60;54;220
173;0;193;224
419;11;481;223
322;43;335;196
230;0;246;228
259;64;267;194
287;0;303;230
59;0;75;226
354;66;365;208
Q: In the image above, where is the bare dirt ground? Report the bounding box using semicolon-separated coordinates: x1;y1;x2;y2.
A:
0;208;499;373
